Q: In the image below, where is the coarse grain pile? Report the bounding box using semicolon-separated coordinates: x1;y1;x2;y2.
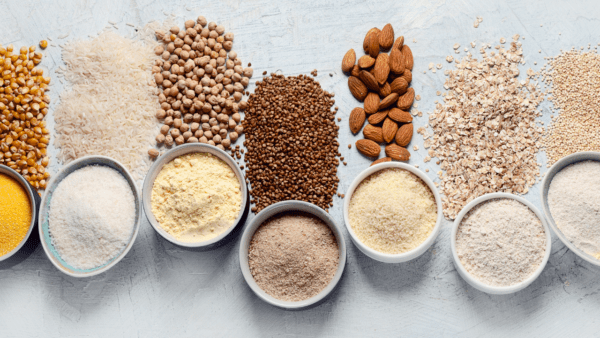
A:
0;43;52;189
54;29;161;180
243;74;339;213
150;16;251;155
541;49;600;164
342;24;414;163
421;35;544;219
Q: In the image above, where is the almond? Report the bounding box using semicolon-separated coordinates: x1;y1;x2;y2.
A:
363;28;380;53
351;65;360;77
368;31;380;58
402;45;414;70
349;107;366;134
364;92;380;115
379;82;391;97
395;123;413;147
374;53;390;85
379;24;394;50
358;70;379;92
348;76;368;101
367;109;388;125
393;36;404;50
397;87;415;110
379;93;399;109
370;157;392;166
363;124;384;143
389;47;405;75
358;55;376;68
401;69;412;84
385;143;410;161
382;118;398;143
390;77;408;95
388;108;413;123
356;139;380;158
342;49;356;73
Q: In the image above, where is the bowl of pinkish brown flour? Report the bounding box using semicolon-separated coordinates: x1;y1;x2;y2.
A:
239;200;346;310
542;152;600;266
451;193;551;295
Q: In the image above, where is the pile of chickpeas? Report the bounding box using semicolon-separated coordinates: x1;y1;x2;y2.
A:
0;42;51;189
149;16;252;156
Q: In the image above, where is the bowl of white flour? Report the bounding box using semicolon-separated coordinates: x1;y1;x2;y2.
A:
542;151;600;267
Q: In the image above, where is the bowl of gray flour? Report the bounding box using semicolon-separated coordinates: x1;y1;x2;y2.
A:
542;151;600;267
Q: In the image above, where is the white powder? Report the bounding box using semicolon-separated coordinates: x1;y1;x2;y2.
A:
49;166;136;270
548;160;600;259
455;199;546;287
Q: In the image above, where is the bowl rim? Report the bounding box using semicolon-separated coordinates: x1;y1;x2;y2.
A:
142;143;247;248
450;192;552;295
38;155;142;278
540;151;600;266
0;165;37;262
342;162;443;263
238;200;347;310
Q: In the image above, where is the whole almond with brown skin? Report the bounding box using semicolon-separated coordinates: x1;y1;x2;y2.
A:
368;110;388;125
358;55;376;68
349;107;366;134
364;92;380;115
402;45;414;70
348;76;368;101
397;87;415;110
395;123;413;147
401;69;412;84
363;28;380;52
342;49;356;73
393;36;404;50
382;118;398;143
379;82;391;97
363;124;385;143
370;157;392;166
368;31;380;58
358;70;379;92
388;108;413;123
379;24;394;50
389;47;405;75
374;53;390;85
390;77;408;95
385;143;410;161
351;65;360;77
356;139;380;158
379;93;399;109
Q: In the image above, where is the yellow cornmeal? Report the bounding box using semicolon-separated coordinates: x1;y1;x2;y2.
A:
0;173;32;256
151;153;242;242
348;168;437;254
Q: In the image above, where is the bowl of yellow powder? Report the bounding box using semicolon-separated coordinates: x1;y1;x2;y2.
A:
0;165;38;262
143;144;247;248
343;162;443;263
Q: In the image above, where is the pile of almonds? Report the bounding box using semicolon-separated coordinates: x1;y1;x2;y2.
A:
149;16;252;156
342;24;414;164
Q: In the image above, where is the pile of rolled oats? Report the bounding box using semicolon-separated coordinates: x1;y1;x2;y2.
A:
421;35;544;219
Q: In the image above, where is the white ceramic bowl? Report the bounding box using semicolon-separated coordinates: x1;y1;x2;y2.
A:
239;200;347;310
451;193;552;295
0;165;39;262
343;162;443;263
541;151;600;266
39;156;142;277
142;144;248;248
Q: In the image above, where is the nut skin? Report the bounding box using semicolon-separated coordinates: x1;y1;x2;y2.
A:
356;139;381;158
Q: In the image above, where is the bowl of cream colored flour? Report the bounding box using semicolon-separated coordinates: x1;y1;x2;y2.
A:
542;151;600;266
39;156;142;277
451;193;552;295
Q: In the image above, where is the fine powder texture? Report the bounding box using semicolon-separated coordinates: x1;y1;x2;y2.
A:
49;166;136;270
0;174;31;256
151;153;241;242
455;199;546;287
548;161;600;259
348;168;437;254
248;213;339;302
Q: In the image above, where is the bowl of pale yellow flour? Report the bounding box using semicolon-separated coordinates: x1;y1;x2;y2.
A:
142;144;247;247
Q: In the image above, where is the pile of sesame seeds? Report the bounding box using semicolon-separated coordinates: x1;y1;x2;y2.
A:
540;48;600;165
421;35;544;219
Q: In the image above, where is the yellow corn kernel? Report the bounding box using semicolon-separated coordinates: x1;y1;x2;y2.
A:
39;40;48;49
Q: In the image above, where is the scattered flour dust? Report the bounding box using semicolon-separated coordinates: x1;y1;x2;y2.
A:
49;166;136;270
548;160;600;259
